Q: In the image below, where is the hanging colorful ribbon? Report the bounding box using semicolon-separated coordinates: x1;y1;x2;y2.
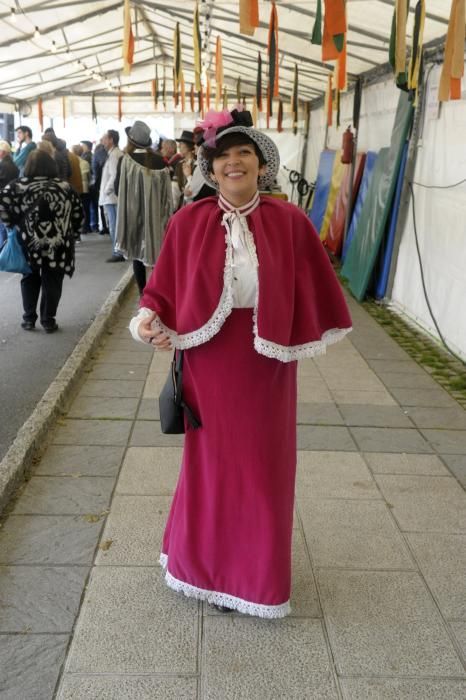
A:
199;86;204;117
326;73;333;127
256;52;263;112
181;75;186;112
223;86;228;110
38;97;43;131
236;77;242;103
122;0;134;76
291;64;298;135
152;64;159;109
389;0;409;88
252;96;258;126
206;73;211;110
439;0;465;101
322;0;346;61
62;96;66;127
239;0;259;36
277;100;283;133
193;2;202;92
163;66;167;110
311;0;322;45
91;93;97;122
174;22;183;103
408;0;425;96
215;37;223;110
190;84;195;112
267;2;279;117
118;89;122;121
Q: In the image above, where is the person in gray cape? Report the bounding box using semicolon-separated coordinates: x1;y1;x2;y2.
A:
115;121;173;295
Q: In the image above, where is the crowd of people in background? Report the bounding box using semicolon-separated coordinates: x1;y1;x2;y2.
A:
0;118;216;331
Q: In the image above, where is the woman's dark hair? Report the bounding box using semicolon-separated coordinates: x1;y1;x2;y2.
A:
202;132;266;173
107;129;120;146
24;149;58;178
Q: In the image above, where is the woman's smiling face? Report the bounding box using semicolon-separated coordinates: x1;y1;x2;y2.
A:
211;142;267;205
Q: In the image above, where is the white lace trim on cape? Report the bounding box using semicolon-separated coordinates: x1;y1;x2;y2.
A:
159;553;290;619
131;225;352;361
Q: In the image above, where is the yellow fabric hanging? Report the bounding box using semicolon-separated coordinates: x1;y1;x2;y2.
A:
216;37;223;110
193;2;202;91
320;157;345;241
395;0;408;78
408;0;425;93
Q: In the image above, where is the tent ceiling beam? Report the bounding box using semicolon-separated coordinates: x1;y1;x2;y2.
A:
0;1;121;49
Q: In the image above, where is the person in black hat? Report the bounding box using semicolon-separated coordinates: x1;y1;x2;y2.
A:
113;121;172;294
173;130;196;210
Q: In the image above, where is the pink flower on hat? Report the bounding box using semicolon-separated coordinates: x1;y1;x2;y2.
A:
197;109;234;147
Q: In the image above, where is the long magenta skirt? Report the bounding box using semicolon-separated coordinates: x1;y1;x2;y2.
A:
160;309;297;618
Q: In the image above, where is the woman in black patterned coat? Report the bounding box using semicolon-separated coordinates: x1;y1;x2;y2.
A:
0;150;83;332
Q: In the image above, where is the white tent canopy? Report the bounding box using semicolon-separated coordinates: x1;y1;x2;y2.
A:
0;1;451;114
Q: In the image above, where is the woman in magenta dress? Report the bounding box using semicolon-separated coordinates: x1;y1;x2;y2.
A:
130;109;351;618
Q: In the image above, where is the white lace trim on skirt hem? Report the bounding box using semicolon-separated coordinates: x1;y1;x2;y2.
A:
159;553;290;619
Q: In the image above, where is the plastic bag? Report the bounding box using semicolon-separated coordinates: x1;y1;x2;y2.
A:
0;227;31;275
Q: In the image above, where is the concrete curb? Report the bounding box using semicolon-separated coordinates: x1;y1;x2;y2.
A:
0;266;135;515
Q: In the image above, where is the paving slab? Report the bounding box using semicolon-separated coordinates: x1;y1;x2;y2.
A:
143;371;170;399
406;406;466;430
35;444;124;477
105;338;153;353
12;476;114;515
0;634;69;700
66;396;139;420
390;387;458;407
317;569;465;676
297;426;357;451
116;446;182;495
297;403;343;425
339;404;413;428
87;363;148;381
332;389;397;406
202;617;339;700
366;359;428;374
441;454;466;488
375;474;466;533
450;621;466;656
296;451;380;499
65;567;199;674
52;419;133;446
407;533;466;619
377;371;439;389
0;565;89;632
300;499;414;570
340;678;466;700
57;676;198;700
421;429;466;454
364;452;450;476
137;397;159;420
95;495;171;566
351;427;433;453
77;378;145;398
296;381;334;403
0;515;102;565
130;420;185;447
95;350;152;366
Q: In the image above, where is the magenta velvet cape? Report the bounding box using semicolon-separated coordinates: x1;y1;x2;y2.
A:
140;196;352;361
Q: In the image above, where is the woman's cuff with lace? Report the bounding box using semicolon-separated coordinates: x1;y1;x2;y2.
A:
128;307;155;344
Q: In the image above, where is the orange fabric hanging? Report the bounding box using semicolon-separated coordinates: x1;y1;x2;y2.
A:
252;96;258;126
151;79;157;109
122;0;134;76
277;100;283;132
337;33;347;90
240;0;259;36
38;97;44;131
322;0;346;62
190;84;195;112
326;74;333;126
118;90;122;121
439;0;465;101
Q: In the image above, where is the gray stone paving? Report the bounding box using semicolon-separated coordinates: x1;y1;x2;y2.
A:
0;292;466;699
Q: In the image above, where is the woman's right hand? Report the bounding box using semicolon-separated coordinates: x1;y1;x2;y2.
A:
138;312;172;350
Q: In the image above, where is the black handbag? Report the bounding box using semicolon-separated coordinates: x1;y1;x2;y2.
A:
159;350;201;434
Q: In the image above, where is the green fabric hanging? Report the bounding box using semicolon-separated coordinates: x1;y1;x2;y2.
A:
311;0;322;45
333;33;344;53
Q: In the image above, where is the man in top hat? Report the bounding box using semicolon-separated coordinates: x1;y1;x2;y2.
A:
172;130;196;210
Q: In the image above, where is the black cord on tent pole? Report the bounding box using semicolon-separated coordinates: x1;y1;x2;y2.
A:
408;181;466;367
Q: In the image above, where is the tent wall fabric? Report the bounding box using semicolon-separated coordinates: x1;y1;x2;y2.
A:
308;149;336;232
375;141;409;300
341;85;414;300
342;151;378;261
324;152;366;257
391;64;466;360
